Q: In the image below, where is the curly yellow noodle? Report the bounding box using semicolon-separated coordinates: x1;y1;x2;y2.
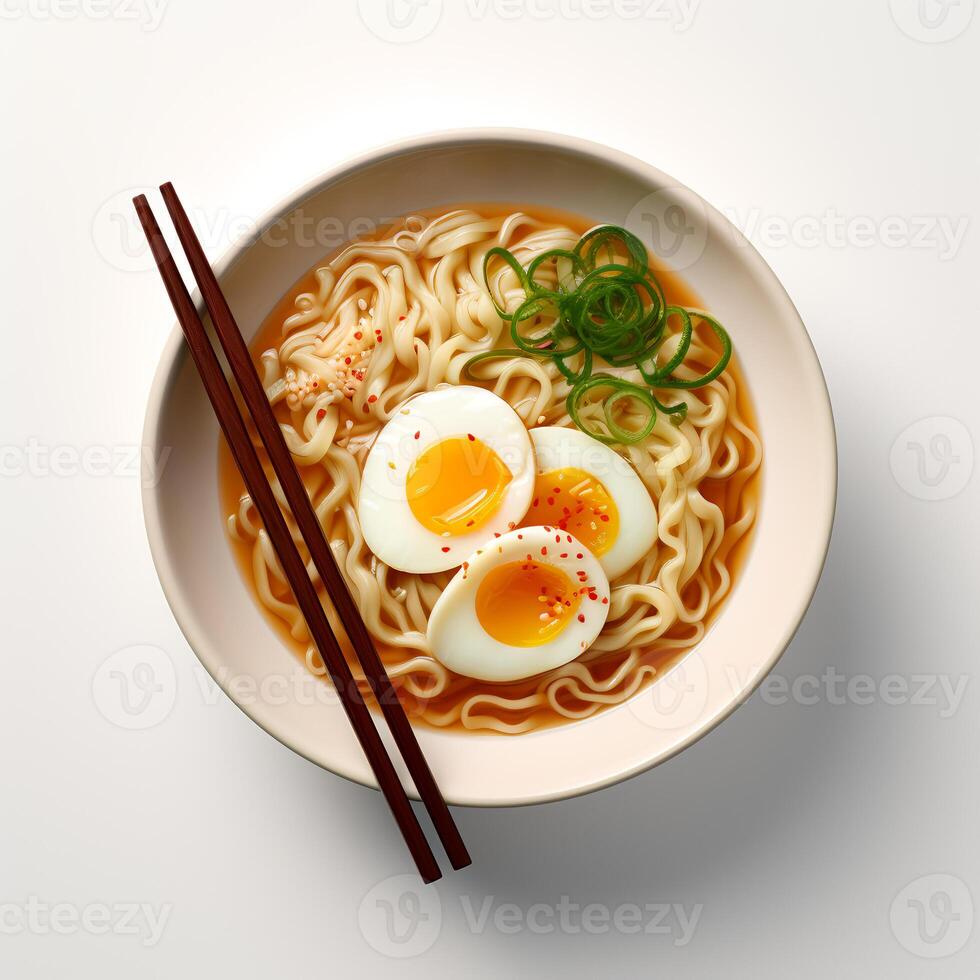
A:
221;207;762;734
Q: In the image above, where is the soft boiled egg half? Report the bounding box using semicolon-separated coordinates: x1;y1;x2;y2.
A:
427;526;611;682
358;386;535;574
522;426;658;580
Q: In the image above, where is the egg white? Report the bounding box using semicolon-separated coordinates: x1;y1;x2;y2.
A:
426;526;611;682
529;426;658;580
358;386;535;574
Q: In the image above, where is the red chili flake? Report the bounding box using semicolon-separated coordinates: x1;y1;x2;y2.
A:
600;514;610;522
540;547;548;556
368;394;378;403
494;532;501;538
316;409;326;421
555;534;561;543
553;487;561;495
441;547;450;553
507;522;516;529
532;497;539;508
576;553;584;560
344;357;352;365
566;535;573;543
466;520;475;527
588;592;598;601
547;497;554;506
467;433;475;441
398;315;405;321
354;331;363;340
414;431;420;440
577;614;585;623
517;534;523;540
601;597;608;605
559;553;568;558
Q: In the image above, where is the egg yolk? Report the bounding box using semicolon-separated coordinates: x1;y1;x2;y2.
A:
406;435;513;536
475;560;583;648
522;467;619;556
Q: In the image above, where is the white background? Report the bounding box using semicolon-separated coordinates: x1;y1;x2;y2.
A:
2;0;978;975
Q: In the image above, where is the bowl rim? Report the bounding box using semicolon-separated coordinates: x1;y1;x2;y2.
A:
142;127;837;807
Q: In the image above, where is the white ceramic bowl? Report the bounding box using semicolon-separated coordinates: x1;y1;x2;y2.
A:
143;129;836;807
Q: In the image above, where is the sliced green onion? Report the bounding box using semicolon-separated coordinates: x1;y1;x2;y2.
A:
463;225;735;445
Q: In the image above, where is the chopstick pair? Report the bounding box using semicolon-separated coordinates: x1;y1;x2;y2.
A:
135;184;470;884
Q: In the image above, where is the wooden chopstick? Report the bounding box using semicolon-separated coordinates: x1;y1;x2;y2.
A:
158;183;471;873
134;193;447;884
